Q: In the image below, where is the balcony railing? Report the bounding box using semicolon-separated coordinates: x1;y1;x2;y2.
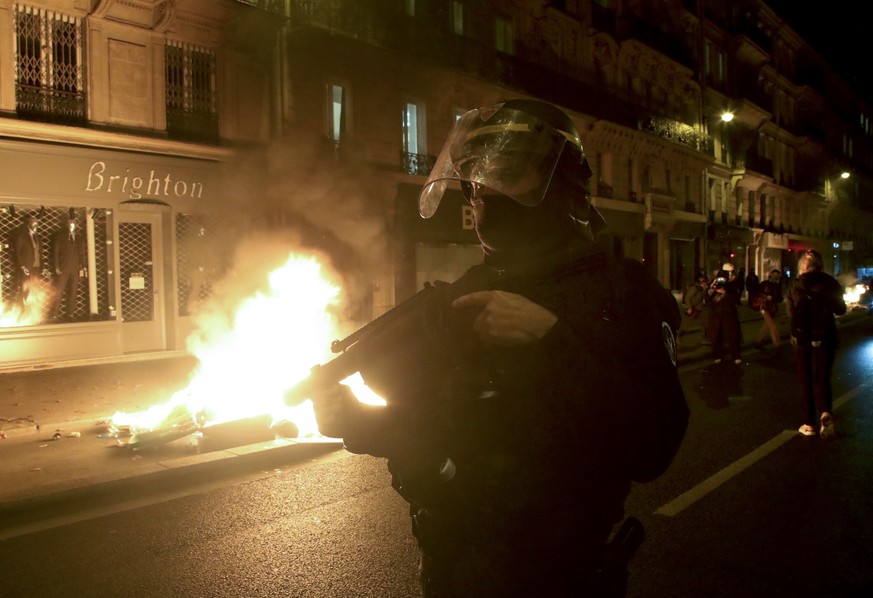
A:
641;116;714;155
15;84;86;125
401;151;435;177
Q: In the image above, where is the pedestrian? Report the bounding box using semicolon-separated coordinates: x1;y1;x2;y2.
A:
679;272;709;343
51;214;88;321
309;100;689;597
745;269;760;307
12;213;44;308
753;269;783;349
705;262;743;364
786;249;846;439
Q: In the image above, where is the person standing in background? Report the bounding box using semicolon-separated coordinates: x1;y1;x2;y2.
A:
706;263;743;364
787;250;846;439
753;269;784;349
679;272;709;343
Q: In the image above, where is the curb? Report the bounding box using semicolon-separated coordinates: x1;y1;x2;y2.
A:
0;438;342;538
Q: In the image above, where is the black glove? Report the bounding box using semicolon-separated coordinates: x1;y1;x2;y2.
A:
311;382;365;439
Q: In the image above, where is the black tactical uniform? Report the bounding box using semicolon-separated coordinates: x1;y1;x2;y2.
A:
314;100;688;597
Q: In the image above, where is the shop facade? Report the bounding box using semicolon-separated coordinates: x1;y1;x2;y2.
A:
0;138;237;368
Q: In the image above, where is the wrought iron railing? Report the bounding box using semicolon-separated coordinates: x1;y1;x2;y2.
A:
401;151;435;176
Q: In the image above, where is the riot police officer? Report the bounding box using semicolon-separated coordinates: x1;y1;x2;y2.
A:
313;100;688;597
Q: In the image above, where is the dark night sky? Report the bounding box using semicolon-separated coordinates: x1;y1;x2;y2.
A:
766;1;873;104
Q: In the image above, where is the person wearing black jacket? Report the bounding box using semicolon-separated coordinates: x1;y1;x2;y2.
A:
309;100;689;597
787;250;846;439
753;269;784;349
705;263;744;364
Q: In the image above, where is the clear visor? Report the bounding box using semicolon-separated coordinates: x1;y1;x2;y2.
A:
418;105;580;218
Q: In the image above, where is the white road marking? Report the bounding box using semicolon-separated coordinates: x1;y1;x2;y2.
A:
656;382;871;517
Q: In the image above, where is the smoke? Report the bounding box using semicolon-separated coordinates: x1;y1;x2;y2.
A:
224;128;393;316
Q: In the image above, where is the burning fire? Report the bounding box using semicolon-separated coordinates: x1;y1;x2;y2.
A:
111;250;383;444
843;283;867;305
0;279;54;327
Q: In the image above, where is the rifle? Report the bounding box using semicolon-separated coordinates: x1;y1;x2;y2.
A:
283;243;610;408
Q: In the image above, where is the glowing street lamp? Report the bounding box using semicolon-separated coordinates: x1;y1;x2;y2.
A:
720;112;734;123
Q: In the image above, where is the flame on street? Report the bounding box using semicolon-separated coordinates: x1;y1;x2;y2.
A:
111;249;384;444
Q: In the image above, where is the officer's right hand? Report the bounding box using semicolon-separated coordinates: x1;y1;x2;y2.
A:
452;290;557;346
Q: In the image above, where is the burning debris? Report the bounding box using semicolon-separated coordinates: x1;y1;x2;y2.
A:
109;240;376;450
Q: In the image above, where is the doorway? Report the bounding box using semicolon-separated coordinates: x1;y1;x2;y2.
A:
117;209;166;353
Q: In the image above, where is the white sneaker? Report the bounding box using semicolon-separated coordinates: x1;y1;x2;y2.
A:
820;413;835;440
714;358;723;364
734;358;743;365
798;424;816;436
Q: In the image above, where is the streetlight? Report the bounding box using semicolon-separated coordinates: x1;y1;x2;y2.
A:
720;112;734;123
823;170;851;202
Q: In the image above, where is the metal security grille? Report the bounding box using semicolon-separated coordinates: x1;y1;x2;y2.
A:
1;206;109;324
165;41;218;142
119;222;153;322
13;4;85;124
176;213;234;316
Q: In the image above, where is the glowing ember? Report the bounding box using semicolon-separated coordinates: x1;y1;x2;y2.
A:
111;250;383;443
0;280;54;327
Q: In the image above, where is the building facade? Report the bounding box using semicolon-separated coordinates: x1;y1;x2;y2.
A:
271;0;873;310
0;0;279;366
3;0;873;368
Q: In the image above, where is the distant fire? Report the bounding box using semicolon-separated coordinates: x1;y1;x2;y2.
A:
843;283;866;305
111;250;383;444
0;280;54;327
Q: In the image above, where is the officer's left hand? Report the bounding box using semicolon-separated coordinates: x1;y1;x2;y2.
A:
310;382;360;439
452;290;557;346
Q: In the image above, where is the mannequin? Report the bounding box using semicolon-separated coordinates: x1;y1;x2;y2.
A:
12;214;43;307
51;215;87;321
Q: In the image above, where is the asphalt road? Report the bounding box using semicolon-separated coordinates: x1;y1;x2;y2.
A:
0;315;871;597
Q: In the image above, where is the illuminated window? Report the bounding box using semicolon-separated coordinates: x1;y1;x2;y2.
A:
451;1;464;35
495;17;515;55
328;83;345;142
402;101;429;175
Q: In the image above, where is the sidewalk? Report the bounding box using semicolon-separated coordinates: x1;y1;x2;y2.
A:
0;354;339;532
0;305;868;532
